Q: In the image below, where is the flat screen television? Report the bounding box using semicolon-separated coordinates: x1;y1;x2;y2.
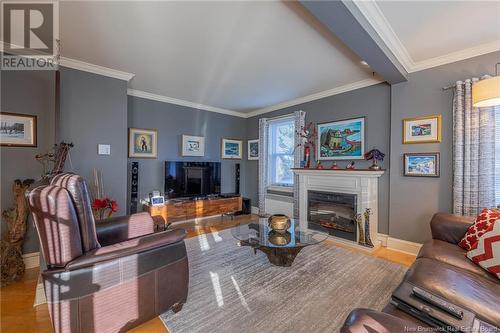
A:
164;161;221;199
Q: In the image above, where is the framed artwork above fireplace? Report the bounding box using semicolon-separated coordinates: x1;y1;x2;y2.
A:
317;117;365;160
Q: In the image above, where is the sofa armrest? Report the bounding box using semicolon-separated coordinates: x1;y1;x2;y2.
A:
66;229;186;271
341;309;422;333
430;213;474;244
96;212;155;246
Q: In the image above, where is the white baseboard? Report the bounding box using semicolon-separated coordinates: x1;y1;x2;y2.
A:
386;237;422;256
377;233;388;247
23;252;40;269
251;206;259;215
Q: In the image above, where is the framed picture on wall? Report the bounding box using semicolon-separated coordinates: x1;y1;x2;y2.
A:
221;138;242;159
181;135;205;157
403;152;440;177
403;115;441;144
0;112;37;147
317;117;365;160
128;128;158;158
248;139;259;160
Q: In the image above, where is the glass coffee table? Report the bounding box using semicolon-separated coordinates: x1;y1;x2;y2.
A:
231;218;328;267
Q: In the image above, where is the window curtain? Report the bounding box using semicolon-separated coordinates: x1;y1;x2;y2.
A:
258;118;269;216
453;78;496;216
293;110;306;219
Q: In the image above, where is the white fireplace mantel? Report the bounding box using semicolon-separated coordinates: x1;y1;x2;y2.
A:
293;168;385;250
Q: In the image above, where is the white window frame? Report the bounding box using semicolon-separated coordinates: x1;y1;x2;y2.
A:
266;115;295;190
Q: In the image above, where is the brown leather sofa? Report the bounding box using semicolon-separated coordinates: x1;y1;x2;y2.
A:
341;213;500;332
29;173;189;333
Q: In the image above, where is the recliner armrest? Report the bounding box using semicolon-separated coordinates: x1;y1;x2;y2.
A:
341;309;422;333
430;213;474;244
66;229;186;271
96;212;155;246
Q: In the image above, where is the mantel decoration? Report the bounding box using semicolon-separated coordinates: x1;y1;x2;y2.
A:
295;122;317;168
1;179;35;286
128;128;158;159
0;112;37;147
317;117;365;160
364;148;385;170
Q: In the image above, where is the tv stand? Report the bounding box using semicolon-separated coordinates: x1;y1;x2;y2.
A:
144;195;242;228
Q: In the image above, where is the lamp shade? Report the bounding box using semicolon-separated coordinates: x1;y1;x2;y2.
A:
472;76;500;107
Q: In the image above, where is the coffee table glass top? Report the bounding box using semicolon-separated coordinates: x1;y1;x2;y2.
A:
231;218;328;248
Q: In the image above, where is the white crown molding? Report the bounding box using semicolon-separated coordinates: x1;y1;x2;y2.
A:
244;78;383;118
409;40;500;73
127;89;246;118
59;57;135;81
352;0;414;72
353;0;500;75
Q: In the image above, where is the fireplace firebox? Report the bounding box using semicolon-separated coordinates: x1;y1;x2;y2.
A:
307;190;357;241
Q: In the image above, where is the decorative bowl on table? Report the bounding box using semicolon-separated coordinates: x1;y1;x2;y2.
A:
268;214;291;233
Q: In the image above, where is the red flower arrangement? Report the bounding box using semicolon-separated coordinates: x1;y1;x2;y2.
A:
92;197;118;220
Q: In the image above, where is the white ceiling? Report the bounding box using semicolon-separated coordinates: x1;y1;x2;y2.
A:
58;1;500;115
373;1;500;70
60;1;374;114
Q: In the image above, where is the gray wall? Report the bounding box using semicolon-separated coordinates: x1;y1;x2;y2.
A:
127;96;247;204
1;70;55;253
59;67;128;216
389;51;500;243
244;83;392;234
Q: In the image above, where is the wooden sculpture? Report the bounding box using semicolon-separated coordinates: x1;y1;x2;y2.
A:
364;208;374;248
356;213;365;246
1;179;34;286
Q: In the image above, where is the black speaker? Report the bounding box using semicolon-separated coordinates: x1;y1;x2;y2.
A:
130;162;139;213
235;163;240;195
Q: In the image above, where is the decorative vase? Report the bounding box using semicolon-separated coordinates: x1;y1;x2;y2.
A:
364;208;374;248
304;146;311;169
369;159;381;170
268;214;291;233
330;161;339;170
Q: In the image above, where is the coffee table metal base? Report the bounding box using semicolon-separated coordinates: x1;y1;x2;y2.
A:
239;240;304;267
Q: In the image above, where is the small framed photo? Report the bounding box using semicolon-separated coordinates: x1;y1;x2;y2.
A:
403;153;440;177
317;117;365;160
128;128;157;159
248;139;259;160
403;115;441;144
182;135;205;157
221;138;242;159
0;112;37;147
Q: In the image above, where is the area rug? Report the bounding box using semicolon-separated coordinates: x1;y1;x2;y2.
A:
160;228;407;333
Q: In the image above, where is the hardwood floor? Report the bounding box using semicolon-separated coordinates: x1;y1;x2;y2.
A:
0;214;415;333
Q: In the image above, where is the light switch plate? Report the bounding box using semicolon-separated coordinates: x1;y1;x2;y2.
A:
98;144;111;155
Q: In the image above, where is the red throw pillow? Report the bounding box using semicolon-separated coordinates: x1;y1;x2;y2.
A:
466;221;500;279
458;208;500;250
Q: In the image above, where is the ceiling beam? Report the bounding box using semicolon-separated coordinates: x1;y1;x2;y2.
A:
299;0;408;84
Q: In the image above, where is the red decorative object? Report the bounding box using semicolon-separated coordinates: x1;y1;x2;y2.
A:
316;161;324;169
92;197;119;220
330;161;339;169
466;221;500;279
459;208;500;250
304;146;311;168
296;122;317;165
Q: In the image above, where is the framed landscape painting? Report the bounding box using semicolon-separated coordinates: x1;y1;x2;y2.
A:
317;117;365;160
403;115;441;144
248;139;259;160
403;153;440;177
0;112;37;147
128;128;157;158
221;138;242;159
182;135;205;157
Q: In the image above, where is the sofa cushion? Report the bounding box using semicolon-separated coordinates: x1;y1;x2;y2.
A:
458;208;500;250
417;240;498;282
467;221;500;280
404;258;500;326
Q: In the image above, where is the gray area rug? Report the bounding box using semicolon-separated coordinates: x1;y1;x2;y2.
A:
160;228;406;333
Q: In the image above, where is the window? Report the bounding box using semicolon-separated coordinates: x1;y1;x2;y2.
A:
495;107;500;206
267;116;295;188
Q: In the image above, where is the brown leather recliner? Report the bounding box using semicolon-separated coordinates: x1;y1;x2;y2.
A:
341;213;500;332
29;173;189;333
